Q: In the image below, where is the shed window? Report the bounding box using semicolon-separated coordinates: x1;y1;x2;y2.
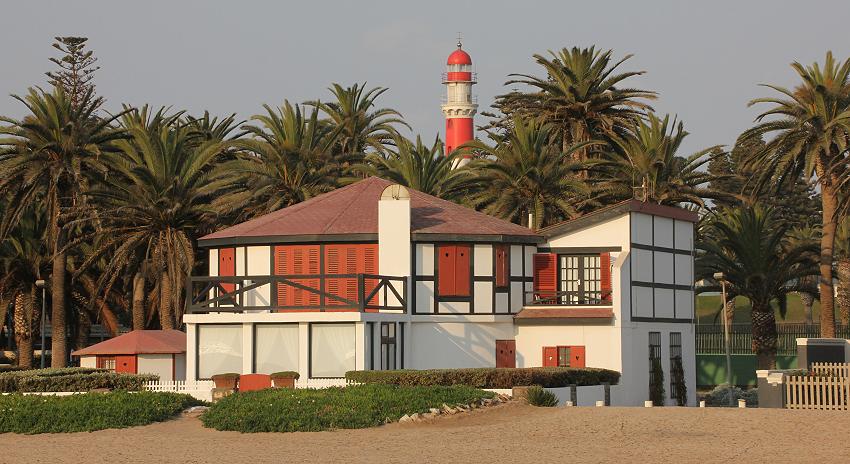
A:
97;356;116;371
437;244;471;297
495;245;509;289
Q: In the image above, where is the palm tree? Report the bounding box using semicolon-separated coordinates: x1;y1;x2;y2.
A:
308;83;409;166
0;87;127;367
696;206;818;369
74;106;230;330
465;117;595;229
742;52;850;338
494;46;656;160
353;135;473;200
836;218;850;325
216;101;339;219
594;113;722;208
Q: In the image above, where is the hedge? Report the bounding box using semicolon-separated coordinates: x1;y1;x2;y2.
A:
0;367;158;393
345;367;621;388
201;384;494;432
0;391;202;434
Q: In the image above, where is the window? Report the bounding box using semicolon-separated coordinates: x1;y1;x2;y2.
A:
543;345;586;367
311;323;355;378
649;331;662;388
380;322;396;370
254;324;299;374
495;245;509;289
557;346;571;367
559;255;601;304
437;244;471;297
97;356;116;371
670;332;682;398
198;324;243;379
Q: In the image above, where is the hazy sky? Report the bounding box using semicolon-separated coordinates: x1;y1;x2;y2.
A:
3;0;849;154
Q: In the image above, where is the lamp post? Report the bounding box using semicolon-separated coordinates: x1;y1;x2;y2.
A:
713;272;733;406
35;279;46;369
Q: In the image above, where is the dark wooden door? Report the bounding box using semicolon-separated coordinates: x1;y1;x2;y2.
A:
115;355;137;374
496;340;516;368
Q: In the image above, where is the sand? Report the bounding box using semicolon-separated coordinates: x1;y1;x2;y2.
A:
1;403;848;464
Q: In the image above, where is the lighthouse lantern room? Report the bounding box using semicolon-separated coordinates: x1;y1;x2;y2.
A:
441;39;478;160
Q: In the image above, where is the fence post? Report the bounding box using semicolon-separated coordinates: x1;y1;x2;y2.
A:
603;382;611;406
570;384;577;405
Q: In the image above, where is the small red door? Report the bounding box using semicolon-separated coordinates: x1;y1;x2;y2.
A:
496;340;516;368
571;346;586;368
542;346;558;367
219;247;236;293
115;355;137;374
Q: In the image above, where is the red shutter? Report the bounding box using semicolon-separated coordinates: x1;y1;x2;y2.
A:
454;244;471;297
495;245;508;288
274;245;292;307
438;245;456;296
542;346;558;367
275;245;319;308
533;253;557;304
363;245;379;308
571;346;586;368
218;248;236;293
325;244;378;309
600;252;611;304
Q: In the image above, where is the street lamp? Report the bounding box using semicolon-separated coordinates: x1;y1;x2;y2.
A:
35;279;46;369
713;272;734;406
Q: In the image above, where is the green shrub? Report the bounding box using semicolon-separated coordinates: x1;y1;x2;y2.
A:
526;386;558;407
270;371;299;380
704;384;759;407
345;367;620;388
0;367;157;392
670;356;687;406
0;391;202;434
201;384;495;432
649;358;665;406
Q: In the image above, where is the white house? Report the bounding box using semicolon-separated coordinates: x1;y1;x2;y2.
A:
183;177;696;406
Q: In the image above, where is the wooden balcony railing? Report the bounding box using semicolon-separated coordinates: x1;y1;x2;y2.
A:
185;274;408;314
523;290;613;307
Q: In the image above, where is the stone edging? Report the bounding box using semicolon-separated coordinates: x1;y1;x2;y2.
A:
398;393;512;423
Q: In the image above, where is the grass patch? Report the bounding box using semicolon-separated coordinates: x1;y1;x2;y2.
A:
346;367;620;388
0;367;157;392
0;391;202;434
201;384;495;432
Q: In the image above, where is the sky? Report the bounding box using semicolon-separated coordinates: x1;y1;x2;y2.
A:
2;0;850;155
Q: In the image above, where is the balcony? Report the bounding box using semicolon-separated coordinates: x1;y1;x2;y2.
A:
523;290;612;307
186;274;408;314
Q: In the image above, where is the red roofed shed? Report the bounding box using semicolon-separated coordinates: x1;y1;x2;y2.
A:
73;330;186;381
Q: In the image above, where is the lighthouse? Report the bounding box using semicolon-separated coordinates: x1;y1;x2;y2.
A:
441;39;477;163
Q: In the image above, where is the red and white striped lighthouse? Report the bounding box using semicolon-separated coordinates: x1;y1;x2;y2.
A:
441;39;477;163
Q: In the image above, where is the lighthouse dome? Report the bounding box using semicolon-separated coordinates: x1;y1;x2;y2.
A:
447;47;472;65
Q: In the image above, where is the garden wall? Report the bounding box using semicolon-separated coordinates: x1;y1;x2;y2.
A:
697;354;796;387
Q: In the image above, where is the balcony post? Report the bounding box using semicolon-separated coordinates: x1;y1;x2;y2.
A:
357;274;366;312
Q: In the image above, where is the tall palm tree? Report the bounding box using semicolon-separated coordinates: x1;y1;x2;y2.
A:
594;113;722;208
742;52;850;337
308;83;409;166
696;206;818;369
494;46;656;159
836;218;850;325
0;87;127;367
353;135;473;200
74;106;230;330
216;101;338;219
465;117;595;229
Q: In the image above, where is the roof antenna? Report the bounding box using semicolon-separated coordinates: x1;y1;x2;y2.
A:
457;32;463;49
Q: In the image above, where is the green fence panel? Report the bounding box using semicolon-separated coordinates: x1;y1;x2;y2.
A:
697;354;797;387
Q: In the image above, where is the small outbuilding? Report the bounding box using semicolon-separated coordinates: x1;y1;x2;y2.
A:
73;330;186;381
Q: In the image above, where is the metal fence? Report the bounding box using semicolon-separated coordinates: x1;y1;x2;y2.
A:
695;324;850;356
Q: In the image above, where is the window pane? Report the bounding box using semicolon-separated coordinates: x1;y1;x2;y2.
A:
254;324;299;374
311;324;356;378
558;346;571;367
198;324;243;379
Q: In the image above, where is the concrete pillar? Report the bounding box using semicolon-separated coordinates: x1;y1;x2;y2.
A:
756;369;787;408
378;184;411;308
299;322;309;379
185;323;197;381
241;323;253;374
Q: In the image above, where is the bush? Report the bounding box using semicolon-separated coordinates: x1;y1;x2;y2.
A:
345;367;620;388
0;367;157;392
0;391;202;434
526;386;558;407
201;384;495;432
670;356;687;406
270;371;300;380
704;384;758;407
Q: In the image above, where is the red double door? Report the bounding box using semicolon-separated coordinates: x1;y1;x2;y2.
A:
542;346;586;368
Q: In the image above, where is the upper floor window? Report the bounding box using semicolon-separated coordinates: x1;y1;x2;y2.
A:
437;244;470;297
533;252;611;305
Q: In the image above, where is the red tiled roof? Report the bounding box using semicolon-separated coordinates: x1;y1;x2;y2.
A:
200;177;540;244
538;199;699;239
514;307;614;320
72;330;186;356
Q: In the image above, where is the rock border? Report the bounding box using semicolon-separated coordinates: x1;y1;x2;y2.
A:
398;393;512;423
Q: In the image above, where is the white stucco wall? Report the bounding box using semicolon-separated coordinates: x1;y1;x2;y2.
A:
408;320;514;369
80;356;96;368
619;322;697;407
245;246;271;307
137;354;175;382
514;324;622;373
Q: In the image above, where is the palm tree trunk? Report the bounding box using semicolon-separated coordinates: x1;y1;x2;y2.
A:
818;184;838;338
837;257;850;326
132;271;146;330
800;292;815;325
13;291;34;369
751;302;777;370
73;296;91;351
51;247;67;368
159;271;174;330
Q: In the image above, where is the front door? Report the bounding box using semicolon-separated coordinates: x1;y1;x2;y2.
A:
115;355;137;374
496;340;516;368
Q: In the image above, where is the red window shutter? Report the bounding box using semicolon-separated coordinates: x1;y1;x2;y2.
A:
362;245;379;307
542;346;558;367
438;245;456;296
495;245;508;288
325;245;343;306
454;244;471;297
218;248;236;293
571;346;586;368
533;253;557;304
275;245;319;307
324;244;378;308
274;245;292;307
115;355;137;374
600;252;612;304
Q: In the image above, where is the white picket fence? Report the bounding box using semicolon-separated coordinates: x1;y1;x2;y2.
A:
810;362;850;378
785;375;850;410
143;378;353;401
